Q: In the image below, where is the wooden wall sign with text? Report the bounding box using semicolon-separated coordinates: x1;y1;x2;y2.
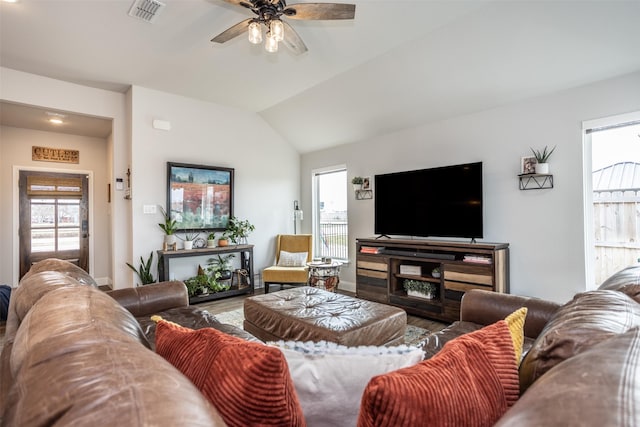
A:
32;146;79;164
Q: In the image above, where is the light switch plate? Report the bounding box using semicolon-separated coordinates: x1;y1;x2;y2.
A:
143;205;157;214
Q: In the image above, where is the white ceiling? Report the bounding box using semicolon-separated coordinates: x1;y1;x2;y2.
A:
1;0;640;152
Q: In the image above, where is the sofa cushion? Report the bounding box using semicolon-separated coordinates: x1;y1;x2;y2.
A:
598;264;640;303
271;341;424;427
154;318;305;427
3;285;224;427
358;319;520;427
136;306;260;351
496;327;640;427
10;285;150;377
519;290;640;391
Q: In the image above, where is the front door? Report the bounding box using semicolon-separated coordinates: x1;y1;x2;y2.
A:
18;170;89;279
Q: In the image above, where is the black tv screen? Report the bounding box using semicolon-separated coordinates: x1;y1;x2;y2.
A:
374;162;483;239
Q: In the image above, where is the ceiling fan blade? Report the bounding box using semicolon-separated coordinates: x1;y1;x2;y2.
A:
283;3;355;20
281;21;308;55
211;18;253;43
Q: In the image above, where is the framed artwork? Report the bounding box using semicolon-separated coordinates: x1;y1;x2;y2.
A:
520;156;537;175
167;162;234;231
362;176;372;190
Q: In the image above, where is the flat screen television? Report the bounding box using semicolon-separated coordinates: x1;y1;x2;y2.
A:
374;162;483;239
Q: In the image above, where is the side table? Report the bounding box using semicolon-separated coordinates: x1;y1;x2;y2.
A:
307;261;342;292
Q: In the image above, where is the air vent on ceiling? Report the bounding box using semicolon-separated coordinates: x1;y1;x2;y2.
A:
128;0;165;23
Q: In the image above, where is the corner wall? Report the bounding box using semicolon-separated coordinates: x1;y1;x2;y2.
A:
128;86;300;287
301;71;640;303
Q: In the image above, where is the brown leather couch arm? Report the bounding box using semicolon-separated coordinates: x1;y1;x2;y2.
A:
107;281;188;317
460;289;561;339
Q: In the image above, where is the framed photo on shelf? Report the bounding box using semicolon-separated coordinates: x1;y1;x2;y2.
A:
167;162;234;232
520;156;537;175
362;176;372;190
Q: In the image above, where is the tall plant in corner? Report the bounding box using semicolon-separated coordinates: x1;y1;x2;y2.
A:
126;252;156;285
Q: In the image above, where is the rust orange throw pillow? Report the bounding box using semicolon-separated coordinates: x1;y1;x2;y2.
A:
358;320;520;427
155;319;306;427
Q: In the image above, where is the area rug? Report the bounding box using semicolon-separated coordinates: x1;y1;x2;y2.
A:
214;309;439;346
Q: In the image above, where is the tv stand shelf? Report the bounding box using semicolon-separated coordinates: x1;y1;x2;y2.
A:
356;238;509;323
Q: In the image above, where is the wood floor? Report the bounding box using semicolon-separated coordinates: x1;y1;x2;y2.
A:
196;289;448;331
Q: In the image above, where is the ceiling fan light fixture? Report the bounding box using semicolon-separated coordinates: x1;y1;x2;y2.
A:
248;21;262;44
270;19;284;42
265;32;278;53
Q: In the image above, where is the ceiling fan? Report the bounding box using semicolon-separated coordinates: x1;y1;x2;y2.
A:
211;0;356;54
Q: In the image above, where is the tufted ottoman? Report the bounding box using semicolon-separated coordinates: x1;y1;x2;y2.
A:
243;287;407;346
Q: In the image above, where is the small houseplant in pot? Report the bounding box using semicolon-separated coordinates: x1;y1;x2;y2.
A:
351;176;364;191
531;145;556;174
207;232;216;248
158;206;178;248
403;279;437;300
179;230;200;250
125;252;156;286
225;216;255;245
207;254;235;281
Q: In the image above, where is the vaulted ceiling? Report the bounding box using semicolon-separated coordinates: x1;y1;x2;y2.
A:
1;0;639;152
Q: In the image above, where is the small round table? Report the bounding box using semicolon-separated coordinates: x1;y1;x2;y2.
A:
307;261;342;293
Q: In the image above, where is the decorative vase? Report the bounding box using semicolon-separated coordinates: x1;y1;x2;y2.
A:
353;184;362;192
238;236;248;245
218;239;229;247
183;240;193;250
164;234;177;245
535;163;549;174
207;239;216;248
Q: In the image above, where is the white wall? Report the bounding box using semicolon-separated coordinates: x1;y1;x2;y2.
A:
0;67;129;287
128;86;299;286
0;127;111;284
301;71;640;304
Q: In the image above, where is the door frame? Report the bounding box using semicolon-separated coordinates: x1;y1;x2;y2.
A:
12;165;95;285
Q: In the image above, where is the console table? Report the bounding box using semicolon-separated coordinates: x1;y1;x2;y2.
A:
157;244;254;303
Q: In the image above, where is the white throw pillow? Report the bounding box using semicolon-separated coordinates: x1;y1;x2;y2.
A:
277;250;308;267
269;340;424;427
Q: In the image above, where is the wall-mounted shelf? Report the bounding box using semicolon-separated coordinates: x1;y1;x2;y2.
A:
519;173;553;190
355;189;373;200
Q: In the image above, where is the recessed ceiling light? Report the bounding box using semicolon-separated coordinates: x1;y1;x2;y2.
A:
46;112;66;125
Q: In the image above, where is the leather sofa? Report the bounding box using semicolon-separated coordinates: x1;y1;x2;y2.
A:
2;258;639;426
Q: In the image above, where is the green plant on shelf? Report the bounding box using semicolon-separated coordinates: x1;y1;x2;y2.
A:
530;145;556;163
403;279;436;296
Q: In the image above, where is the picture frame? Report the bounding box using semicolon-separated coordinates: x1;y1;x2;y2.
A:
167;162;234;232
362;176;371;190
520;156;537;175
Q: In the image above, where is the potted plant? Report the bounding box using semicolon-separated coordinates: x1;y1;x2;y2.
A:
403;279;437;300
224;216;255;245
431;267;441;278
531;145;556;174
158;206;178;248
351;176;364;191
217;234;230;247
125;252;156;286
179;230;200;250
207;232;216;248
207;254;235;281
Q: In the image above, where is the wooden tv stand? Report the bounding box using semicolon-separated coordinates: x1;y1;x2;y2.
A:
356;238;509;323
